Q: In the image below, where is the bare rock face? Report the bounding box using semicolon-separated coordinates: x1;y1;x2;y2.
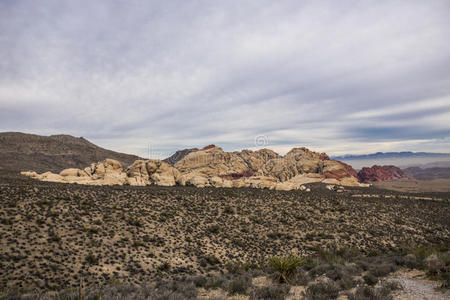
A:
21;145;365;190
260;147;326;181
358;165;411;183
175;146;249;177
99;159;180;186
237;149;280;172
123;159;180;186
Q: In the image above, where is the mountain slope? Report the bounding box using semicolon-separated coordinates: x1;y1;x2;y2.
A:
0;132;142;173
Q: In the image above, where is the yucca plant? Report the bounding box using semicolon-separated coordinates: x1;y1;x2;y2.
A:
269;255;305;283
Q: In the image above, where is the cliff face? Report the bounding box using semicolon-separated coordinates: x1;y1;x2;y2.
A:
358;165;411;183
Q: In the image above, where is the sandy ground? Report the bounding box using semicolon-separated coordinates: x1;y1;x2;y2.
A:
374;179;450;193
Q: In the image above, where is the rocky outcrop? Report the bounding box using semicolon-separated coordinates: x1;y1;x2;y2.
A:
21;145;367;190
357;165;411;183
173;146;362;188
126;160;181;186
21;159;180;186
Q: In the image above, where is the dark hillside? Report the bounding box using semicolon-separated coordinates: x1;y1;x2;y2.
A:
0;132;142;173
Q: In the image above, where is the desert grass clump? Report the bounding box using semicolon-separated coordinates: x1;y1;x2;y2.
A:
269;255;305;283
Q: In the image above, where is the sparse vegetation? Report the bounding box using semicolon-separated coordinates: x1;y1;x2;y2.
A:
0;170;449;299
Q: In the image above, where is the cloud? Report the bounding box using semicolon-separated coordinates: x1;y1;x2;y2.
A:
1;0;449;157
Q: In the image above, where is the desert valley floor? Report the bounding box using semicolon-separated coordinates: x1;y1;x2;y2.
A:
0;171;449;299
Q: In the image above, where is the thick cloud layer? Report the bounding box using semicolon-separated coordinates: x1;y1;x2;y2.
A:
1;0;449;157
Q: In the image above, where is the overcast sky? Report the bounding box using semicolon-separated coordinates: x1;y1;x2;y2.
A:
1;0;450;158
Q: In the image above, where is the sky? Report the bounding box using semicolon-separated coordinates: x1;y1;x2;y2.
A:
1;0;450;158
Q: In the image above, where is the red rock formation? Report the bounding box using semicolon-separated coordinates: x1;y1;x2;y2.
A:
323;161;359;180
358;165;411;183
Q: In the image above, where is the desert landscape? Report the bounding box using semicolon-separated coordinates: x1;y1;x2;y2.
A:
1;134;450;299
2;1;450;299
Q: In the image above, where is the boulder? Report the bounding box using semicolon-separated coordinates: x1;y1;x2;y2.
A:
275;181;299;191
59;168;89;177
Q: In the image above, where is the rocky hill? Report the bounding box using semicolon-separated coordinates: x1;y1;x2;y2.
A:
358;165;411;183
0;132;142;173
22;145;365;190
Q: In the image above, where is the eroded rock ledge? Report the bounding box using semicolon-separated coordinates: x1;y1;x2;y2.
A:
21;146;369;190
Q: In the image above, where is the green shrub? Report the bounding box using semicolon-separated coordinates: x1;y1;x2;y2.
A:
269;255;305;283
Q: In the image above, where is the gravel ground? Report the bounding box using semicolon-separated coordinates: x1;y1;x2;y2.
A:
388;269;449;300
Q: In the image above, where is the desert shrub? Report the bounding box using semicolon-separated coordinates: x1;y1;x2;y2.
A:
401;254;419;269
363;272;378;286
304;280;340;300
154;280;198;299
192;275;208;287
203;276;225;290
337;277;359;290
85;252;99;265
269;255;305;283
249;284;291;300
206;224;220;234
308;263;335;277
157;262;171;272
291;269;311;285
425;254;446;276
127;218;142;227
371;262;396;277
223;206;234;214
347;281;399;300
226;275;252;295
316;247;346;265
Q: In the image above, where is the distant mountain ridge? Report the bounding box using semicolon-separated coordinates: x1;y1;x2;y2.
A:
332;151;450;160
332;151;450;170
0;132;142;173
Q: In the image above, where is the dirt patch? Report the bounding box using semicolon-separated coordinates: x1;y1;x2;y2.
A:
388;269;450;300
